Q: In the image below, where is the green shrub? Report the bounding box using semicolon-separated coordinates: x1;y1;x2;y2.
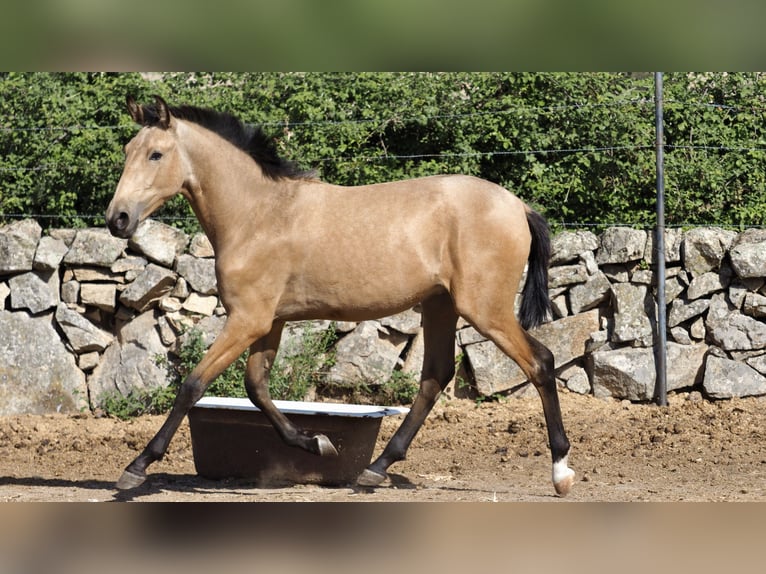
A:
5;72;766;231
378;370;420;405
269;325;338;401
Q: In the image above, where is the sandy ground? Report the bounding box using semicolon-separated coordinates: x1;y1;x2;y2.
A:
1;389;765;502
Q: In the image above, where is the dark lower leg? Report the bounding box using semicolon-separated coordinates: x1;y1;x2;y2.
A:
117;376;206;488
524;335;570;460
359;293;457;485
244;324;338;456
524;334;575;495
116;321;256;490
360;377;446;484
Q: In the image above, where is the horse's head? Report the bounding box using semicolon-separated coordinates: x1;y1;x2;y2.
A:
106;95;187;238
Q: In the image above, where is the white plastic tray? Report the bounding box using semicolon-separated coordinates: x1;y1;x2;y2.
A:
193;396;409;418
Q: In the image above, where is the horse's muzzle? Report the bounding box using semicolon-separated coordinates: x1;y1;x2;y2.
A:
107;211;134;238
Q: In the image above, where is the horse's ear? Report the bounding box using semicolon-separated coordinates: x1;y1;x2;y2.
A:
154;95;172;129
126;95;143;124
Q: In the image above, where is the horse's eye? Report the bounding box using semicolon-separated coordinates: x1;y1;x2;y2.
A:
149;151;163;161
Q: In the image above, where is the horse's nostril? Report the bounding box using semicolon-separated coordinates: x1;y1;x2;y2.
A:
107;211;132;237
116;212;129;230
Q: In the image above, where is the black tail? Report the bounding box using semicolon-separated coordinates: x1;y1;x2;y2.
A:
519;208;552;330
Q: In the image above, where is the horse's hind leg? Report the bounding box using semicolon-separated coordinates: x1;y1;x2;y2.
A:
244;321;338;456
357;292;458;486
483;320;575;496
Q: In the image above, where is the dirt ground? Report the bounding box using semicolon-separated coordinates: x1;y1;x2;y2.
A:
1;389;765;502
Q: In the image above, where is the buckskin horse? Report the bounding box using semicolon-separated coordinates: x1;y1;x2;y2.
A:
105;95;575;496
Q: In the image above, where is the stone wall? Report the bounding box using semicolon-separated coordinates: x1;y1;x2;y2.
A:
1;218;765;416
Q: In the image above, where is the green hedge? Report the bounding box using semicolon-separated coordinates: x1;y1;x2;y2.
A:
2;72;765;231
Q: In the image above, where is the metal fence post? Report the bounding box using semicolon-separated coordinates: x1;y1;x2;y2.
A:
653;72;668;406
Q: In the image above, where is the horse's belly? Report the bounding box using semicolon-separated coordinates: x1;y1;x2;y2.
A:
276;273;443;322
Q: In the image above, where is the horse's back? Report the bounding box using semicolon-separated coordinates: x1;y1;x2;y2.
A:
293;174;529;259
302;173;528;230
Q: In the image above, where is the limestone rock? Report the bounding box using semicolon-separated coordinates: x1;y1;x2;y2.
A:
580;251;599;275
707;310;766;351
705;292;733;327
746;353;766;377
401;328;426;377
690;317;706;340
702;355;766;398
535;310;601;367
175;254;217;295
670;326;692;345
0;282;9;306
462;339;525;396
326;321;408;385
61;281;80;305
189;233;215;258
457;325;486;346
568;271;611;314
551;230;599;265
171;277;190;299
47;228;76;246
128;219;188;267
729;228;766;279
380;308;421;335
668;298;710;327
33;236;69;271
8;271;59;314
88;310;170;406
589;342;707;401
71;267;123;283
182;292;218;316
682;227;737;277
665;275;686;302
55;303;113;353
159;296;183;313
80;283;117;312
611;283;653;344
0;219;42;274
559;365;591;394
277;321;335;360
729;284;750;309
631;269;653;285
0;309;87;415
119;264;177;311
743;292;766;319
644;227;684;264
686;271;727;300
596;227;647;264
186;314;227;349
111;255;148;274
549;263;588;288
63;229;127;267
551;294;568;318
78;351;100;372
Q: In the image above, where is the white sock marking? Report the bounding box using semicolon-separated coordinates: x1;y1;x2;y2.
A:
552;455;574;485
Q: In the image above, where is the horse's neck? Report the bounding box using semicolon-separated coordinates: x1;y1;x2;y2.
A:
178;124;281;252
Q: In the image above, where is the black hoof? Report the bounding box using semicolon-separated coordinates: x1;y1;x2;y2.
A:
356;468;387;487
115;469;146;490
314;434;339;456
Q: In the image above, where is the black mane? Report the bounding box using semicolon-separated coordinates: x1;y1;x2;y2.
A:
139;103;314;181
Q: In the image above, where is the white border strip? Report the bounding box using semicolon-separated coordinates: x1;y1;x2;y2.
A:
193;396;410;418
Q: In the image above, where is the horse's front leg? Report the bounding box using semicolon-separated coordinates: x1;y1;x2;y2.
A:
244;322;338;456
115;316;260;490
